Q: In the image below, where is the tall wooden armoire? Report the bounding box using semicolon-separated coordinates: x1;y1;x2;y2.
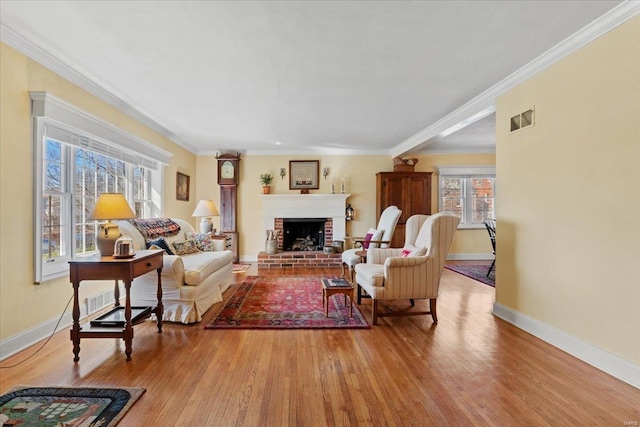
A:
376;172;432;248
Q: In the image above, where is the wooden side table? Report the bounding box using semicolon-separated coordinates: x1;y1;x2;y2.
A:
321;278;354;318
68;249;163;362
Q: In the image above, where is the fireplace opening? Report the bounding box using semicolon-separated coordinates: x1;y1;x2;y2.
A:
283;218;326;251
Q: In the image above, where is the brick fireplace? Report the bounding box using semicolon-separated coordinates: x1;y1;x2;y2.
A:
275;217;333;251
258;194;349;269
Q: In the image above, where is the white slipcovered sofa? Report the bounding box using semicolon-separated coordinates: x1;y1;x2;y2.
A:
116;218;233;324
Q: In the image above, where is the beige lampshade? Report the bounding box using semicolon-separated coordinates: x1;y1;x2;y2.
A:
88;193;135;256
192;200;219;217
88;193;136;220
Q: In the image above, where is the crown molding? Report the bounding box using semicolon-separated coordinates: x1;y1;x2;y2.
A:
212;147;392;157
1;24;199;154
393;1;640;157
421;146;496;156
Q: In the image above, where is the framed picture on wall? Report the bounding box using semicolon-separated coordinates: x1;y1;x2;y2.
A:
289;160;319;190
176;172;190;201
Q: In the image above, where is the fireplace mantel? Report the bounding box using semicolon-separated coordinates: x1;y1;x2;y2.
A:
259;194;350;241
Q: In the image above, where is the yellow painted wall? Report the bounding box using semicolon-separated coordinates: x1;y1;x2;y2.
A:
495;17;640;364
0;43;199;341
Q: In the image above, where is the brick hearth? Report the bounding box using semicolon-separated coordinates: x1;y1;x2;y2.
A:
258;250;342;269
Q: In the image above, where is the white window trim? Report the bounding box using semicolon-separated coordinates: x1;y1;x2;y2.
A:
31;92;173;165
437;165;496;176
437;165;496;230
31;92;171;283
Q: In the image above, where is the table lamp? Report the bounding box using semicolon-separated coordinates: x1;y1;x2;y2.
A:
192;200;219;234
88;193;136;256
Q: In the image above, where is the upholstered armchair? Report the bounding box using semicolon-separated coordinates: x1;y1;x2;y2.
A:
354;212;460;325
341;205;401;284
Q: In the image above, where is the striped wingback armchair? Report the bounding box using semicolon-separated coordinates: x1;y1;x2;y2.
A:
354;212;460;325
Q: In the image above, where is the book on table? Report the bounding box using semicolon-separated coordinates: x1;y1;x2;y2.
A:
324;278;352;288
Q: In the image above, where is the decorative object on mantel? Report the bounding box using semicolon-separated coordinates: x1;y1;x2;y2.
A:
341;177;346;193
265;229;279;254
192;199;219;233
290;160;319;190
393;157;419;172
346;204;355;221
259;173;273;194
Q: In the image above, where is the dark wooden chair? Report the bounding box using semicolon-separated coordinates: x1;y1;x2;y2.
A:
484;219;496;277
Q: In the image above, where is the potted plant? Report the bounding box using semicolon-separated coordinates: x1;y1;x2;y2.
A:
259;173;273;194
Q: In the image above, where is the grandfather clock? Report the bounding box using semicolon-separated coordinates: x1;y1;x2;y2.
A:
216;153;240;262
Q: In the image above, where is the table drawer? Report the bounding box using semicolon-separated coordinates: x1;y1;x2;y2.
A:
132;254;163;277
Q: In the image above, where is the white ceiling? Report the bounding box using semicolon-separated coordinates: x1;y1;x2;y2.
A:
0;1;632;156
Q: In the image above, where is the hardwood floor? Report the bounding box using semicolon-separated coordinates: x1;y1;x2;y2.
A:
1;264;638;426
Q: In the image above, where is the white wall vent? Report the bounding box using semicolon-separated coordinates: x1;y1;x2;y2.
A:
86;289;117;315
510;108;535;132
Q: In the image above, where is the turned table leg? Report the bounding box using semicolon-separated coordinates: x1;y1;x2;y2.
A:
71;280;81;362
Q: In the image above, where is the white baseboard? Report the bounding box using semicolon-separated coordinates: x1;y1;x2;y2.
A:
447;253;494;260
240;253;492;263
1;307;76;361
493;302;640;390
239;253;490;262
0;285;123;361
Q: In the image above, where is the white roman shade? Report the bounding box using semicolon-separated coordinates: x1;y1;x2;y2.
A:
31;91;172;168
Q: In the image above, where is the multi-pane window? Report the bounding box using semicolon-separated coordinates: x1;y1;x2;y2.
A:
42;138;152;263
42;139;69;260
132;165;152;218
32;92;168;283
439;166;496;228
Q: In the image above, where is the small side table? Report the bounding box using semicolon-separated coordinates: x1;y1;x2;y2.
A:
210;233;232;251
68;250;164;362
321;278;354;318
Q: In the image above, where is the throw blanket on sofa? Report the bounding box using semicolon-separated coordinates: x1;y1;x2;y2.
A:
129;218;181;239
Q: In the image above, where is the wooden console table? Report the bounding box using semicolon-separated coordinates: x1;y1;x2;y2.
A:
69;250;164;362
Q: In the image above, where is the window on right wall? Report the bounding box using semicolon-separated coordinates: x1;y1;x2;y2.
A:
437;166;496;229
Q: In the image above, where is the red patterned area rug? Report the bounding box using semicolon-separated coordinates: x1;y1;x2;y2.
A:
205;276;370;329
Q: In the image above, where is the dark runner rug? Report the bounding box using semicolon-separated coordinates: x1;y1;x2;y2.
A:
0;386;145;426
445;263;495;287
206;276;370;329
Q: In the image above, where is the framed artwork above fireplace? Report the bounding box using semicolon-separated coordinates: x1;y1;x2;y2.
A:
289;160;319;190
